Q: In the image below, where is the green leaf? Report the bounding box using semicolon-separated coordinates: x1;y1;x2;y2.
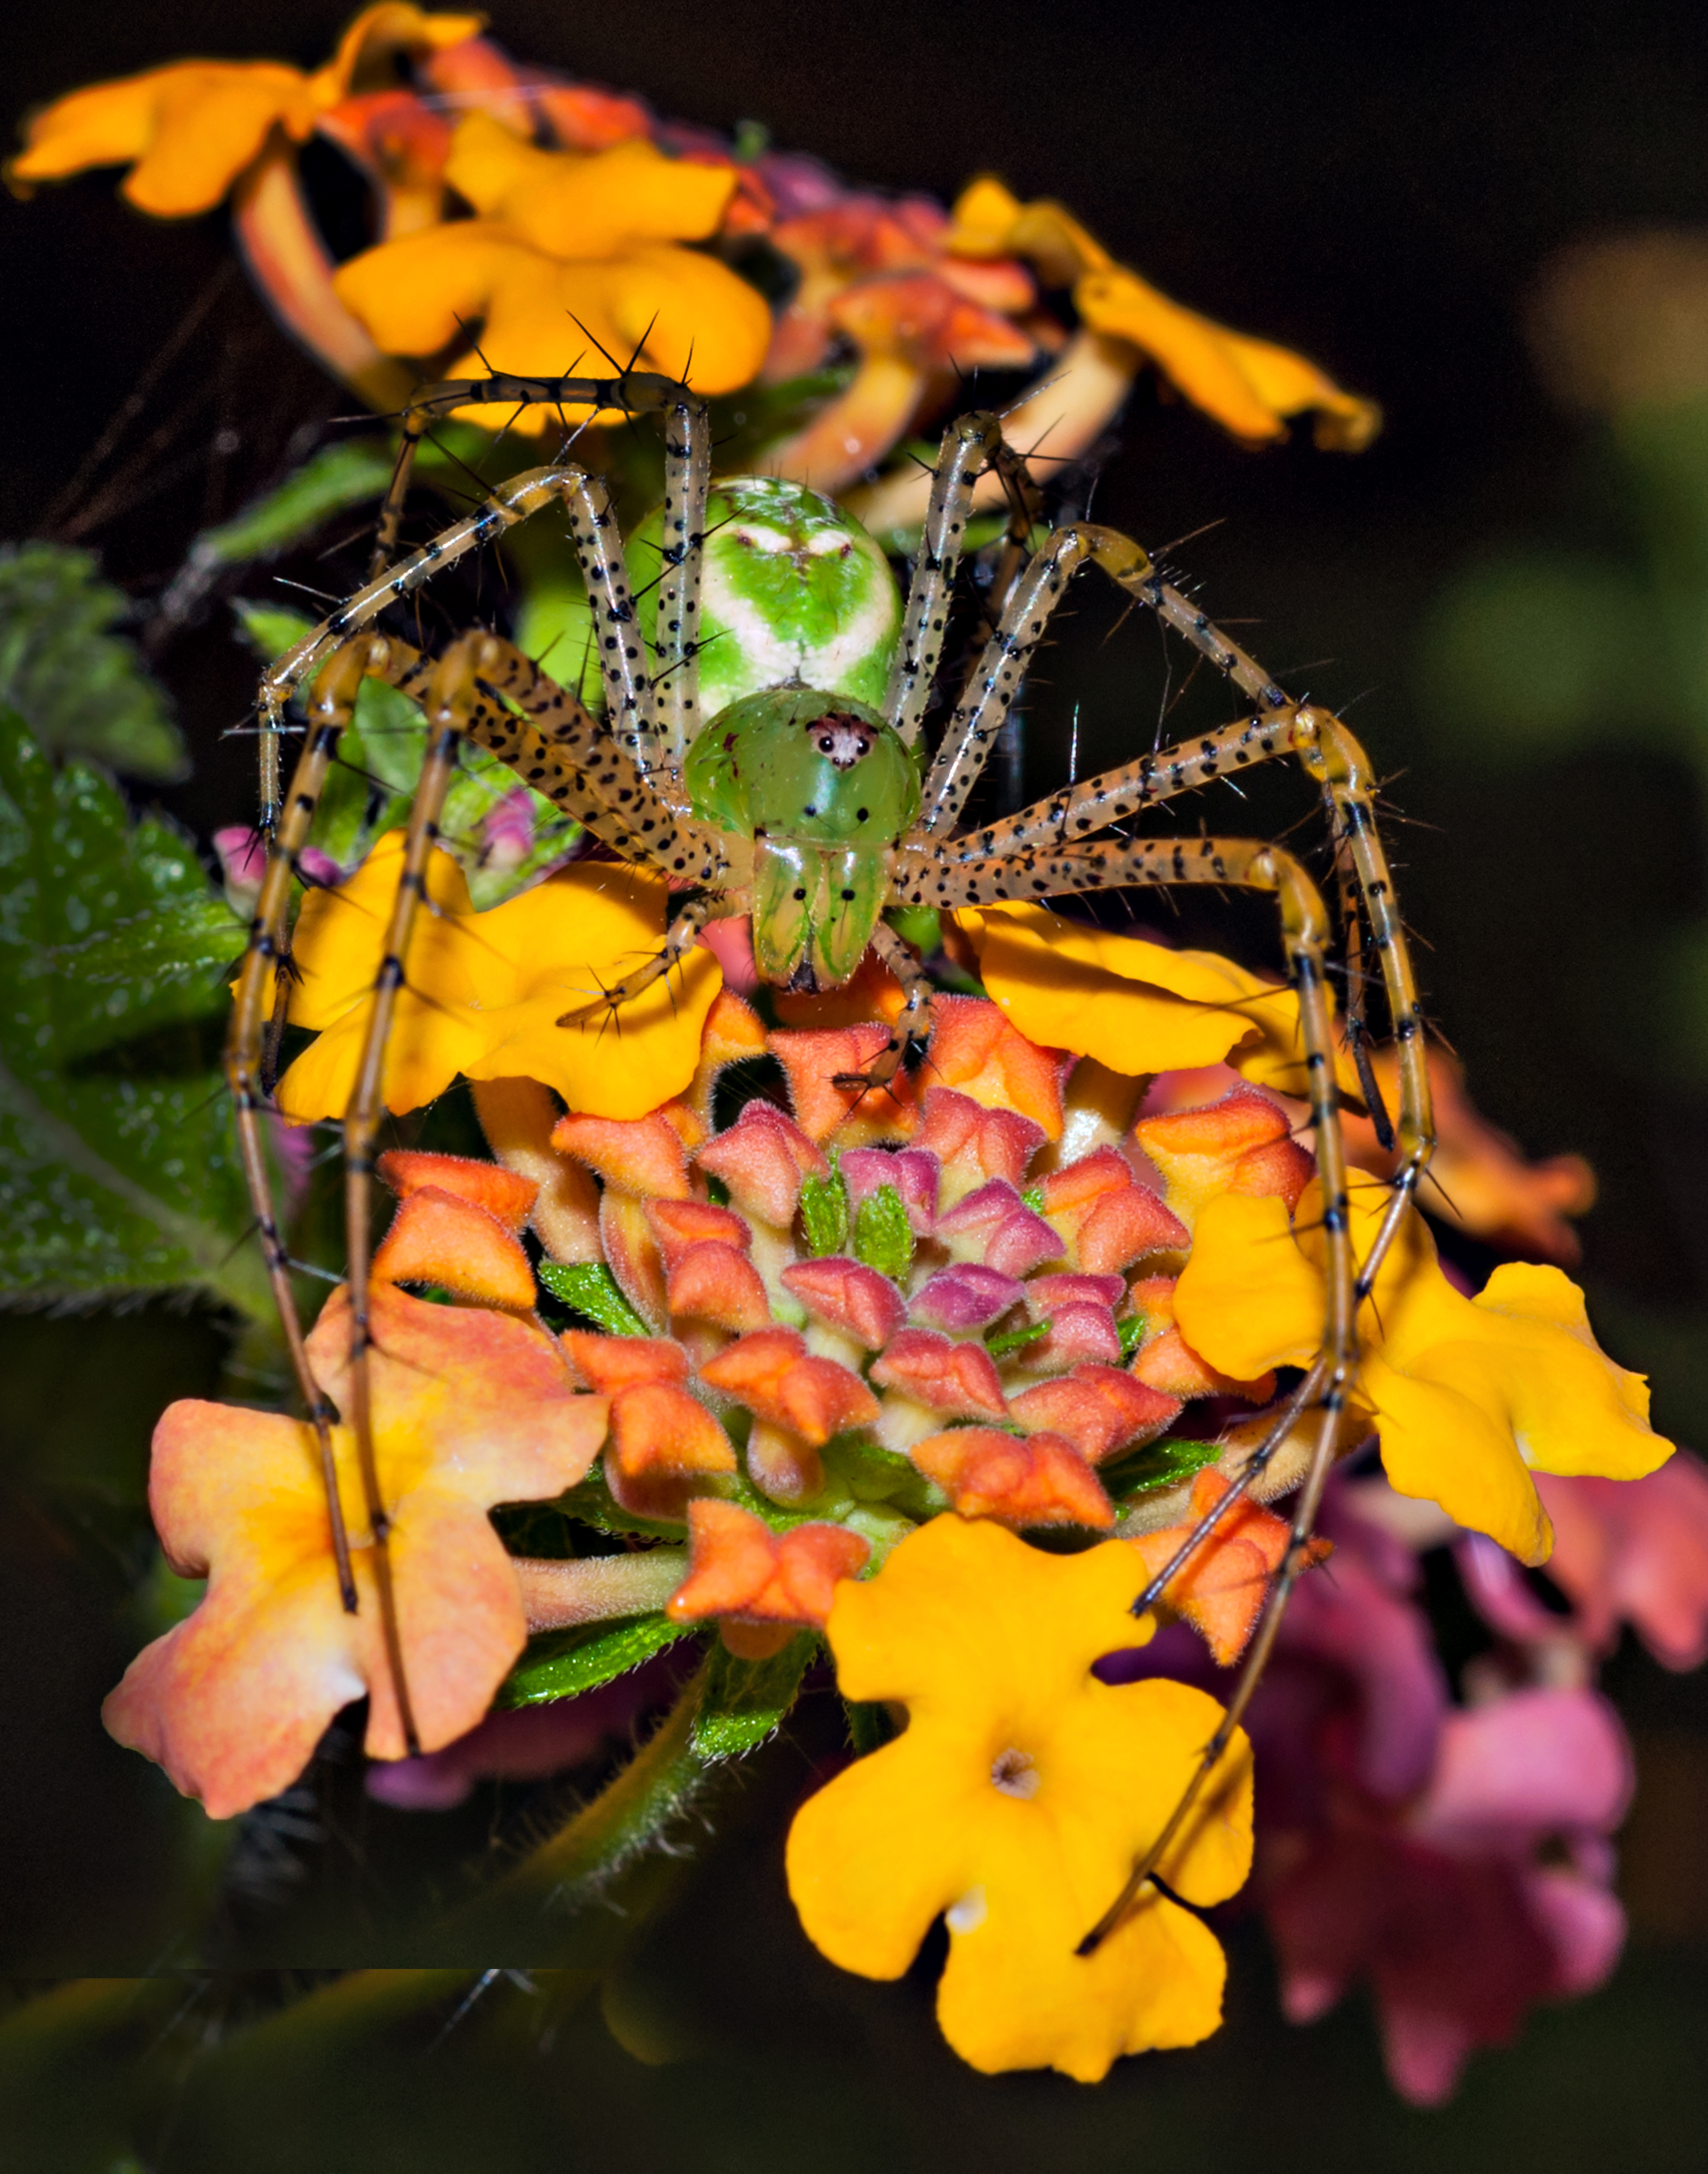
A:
1117;1312;1145;1359
885;904;940;957
539;1260;649;1336
1103;1436;1221;1505
0;710;266;1313
0;544;185;780
194;440;397;571
496;1613;702;1708
798;1165;850;1256
852;1182;913;1279
691;1631;815;1758
844;1698;899;1756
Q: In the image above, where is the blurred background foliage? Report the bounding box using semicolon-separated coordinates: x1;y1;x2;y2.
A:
6;1;1708;2166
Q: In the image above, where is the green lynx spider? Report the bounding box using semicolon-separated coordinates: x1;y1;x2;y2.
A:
227;370;1435;1956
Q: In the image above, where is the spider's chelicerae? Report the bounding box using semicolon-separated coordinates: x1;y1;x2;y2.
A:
229;371;1435;1953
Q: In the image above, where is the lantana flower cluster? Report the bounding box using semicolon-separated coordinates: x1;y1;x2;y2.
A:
9;4;1379;510
100;848;1681;2083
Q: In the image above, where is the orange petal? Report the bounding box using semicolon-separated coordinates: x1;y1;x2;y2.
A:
370;1186;537;1311
473;1078;603;1265
696;1098;829;1226
561;1330;688;1393
667;1496;779;1618
769;1024;920;1147
599;1191;667;1330
1136;1084;1309;1228
909;1428;1115;1529
1076;1184;1190;1275
1008;1366;1183;1463
773;1520;872;1622
553;1109;690;1199
746;1419;827;1507
699;1326;880;1446
1131;1326;1276;1406
607;1382;736;1520
926;995;1069;1140
377;1147;539;1232
644;1197;753;1268
917;1085;1047;1206
781;1257;908;1350
871;1327;1011;1420
1128;1468;1324;1665
667;1241;774;1334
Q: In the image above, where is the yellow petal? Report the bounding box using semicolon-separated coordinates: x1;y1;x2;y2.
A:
445;114;736;256
959;905;1351;1098
311;4;487;108
10;62;315;216
276;838;722;1122
1174;1189;1323;1375
1362;1350;1554;1565
332;219;537;359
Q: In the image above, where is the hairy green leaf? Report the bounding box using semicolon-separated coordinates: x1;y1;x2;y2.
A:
538;1260;650;1336
798;1165;849;1257
852;1183;913;1280
0;544;185;780
692;1632;815;1758
0;711;266;1312
497;1613;701;1708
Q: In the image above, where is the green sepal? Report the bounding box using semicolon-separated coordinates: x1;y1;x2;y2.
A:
1103;1436;1221;1504
496;1613;702;1709
1021;1184;1047;1214
852;1183;913;1279
0;711;265;1312
692;1631;816;1758
0;543;186;780
986;1317;1050;1359
538;1260;649;1336
1117;1312;1145;1359
799;1163;850;1256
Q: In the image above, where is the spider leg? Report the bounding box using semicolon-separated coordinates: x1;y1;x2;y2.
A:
830;920;935;1093
651;393;714;771
367;371;705;576
553;895;723;1029
227;634;405;1612
338;634;512;1755
885;412;1039;747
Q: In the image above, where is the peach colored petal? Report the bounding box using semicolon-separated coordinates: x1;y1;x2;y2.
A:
666;1241;773;1334
909;1427;1115;1530
872;1327;1011;1420
926;995;1070;1140
1008;1366;1183;1463
700;1326;880;1446
644;1197;752;1267
370;1186;537;1310
377;1147;538;1232
668;1497;870;1630
106;1287;606;1812
607;1382;736;1518
769;1023;921;1147
917;1085;1047;1206
553;1109;690;1199
1128;1469;1325;1665
695;1098;829;1226
675;985;769;1131
1132;1326;1276;1406
599;1191;667;1330
781;1257;909;1350
1136;1083;1308;1229
561;1331;688;1393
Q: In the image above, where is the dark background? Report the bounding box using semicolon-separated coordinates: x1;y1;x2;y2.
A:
5;3;1708;2167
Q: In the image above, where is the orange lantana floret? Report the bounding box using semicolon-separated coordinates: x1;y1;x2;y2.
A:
699;1326;880;1447
668;1497;870;1657
909;1428;1115;1530
1136;1083;1313;1229
1128;1468;1328;1666
927;996;1071;1141
104;1282;607;1817
770;1024;920;1147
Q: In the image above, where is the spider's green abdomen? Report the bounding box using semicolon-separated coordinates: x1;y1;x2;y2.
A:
631;477;901;717
685;687;920;990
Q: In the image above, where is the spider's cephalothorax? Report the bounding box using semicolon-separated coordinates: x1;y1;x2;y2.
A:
231;370;1436;1956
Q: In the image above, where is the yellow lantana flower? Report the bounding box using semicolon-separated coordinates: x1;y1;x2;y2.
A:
786;1515;1253;2081
275;834;722;1123
956;903;1361;1103
1173;1174;1672;1564
948;178;1379;452
330;110;772;427
6;4;479;216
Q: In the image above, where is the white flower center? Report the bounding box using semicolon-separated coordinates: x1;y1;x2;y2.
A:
990;1746;1040;1799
